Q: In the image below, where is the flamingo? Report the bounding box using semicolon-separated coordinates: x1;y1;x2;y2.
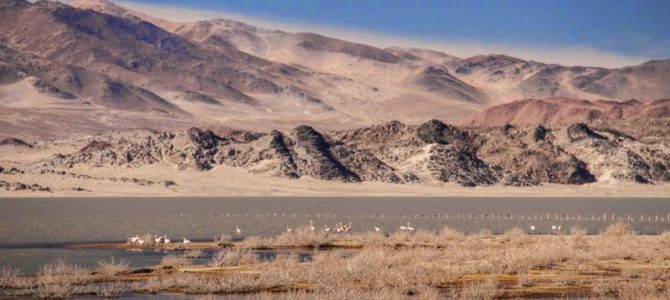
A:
335;222;343;233
343;222;352;233
551;225;558;234
137;238;146;246
529;225;536;233
286;225;294;233
128;235;141;244
309;221;316;231
324;225;331;232
182;238;191;244
406;222;415;232
154;235;164;244
399;223;407;231
163;235;171;244
374;225;381;232
236;226;242;234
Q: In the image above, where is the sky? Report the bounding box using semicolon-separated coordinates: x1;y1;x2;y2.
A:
112;0;670;68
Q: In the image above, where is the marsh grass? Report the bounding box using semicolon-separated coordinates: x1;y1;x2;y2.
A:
36;260;89;298
210;249;259;267
96;256;130;276
6;222;670;299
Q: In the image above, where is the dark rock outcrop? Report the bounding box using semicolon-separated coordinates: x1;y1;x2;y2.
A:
43;120;669;187
291;126;360;182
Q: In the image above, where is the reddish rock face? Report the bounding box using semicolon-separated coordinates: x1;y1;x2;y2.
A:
468;97;670;127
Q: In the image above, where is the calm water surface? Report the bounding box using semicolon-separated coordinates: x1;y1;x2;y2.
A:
1;197;669;273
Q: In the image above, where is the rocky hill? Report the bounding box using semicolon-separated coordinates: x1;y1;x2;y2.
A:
35;120;668;187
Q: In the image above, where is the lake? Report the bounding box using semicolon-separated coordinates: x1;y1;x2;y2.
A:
1;197;670;273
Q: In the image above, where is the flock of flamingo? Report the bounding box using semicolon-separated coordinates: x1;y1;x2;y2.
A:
126;222;565;245
128;221;562;246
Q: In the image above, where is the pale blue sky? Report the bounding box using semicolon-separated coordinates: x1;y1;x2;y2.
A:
116;0;670;67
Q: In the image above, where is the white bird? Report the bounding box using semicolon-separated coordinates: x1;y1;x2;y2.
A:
286;225;294;233
399;223;407;231
530;225;536;233
406;222;415;232
324;225;331;232
128;235;141;244
182;238;191;244
154;235;164;244
335;222;343;233
309;220;316;231
137;238;146;246
236;226;242;234
374;226;381;232
342;222;352;233
163;235;171;244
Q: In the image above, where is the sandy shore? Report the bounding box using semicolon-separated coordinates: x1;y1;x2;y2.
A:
2;162;670;198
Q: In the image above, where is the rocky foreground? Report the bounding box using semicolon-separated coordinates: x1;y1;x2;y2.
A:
1;119;669;193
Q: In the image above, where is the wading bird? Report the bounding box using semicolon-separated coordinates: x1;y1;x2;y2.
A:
324;225;331;232
286;225;294;233
406;222;415;232
236;226;242;234
399;223;407;231
154;235;164;244
182;238;191;244
309;221;316;231
335;222;343;233
530;225;536;234
374;225;381;232
342;222;352;233
163;235;171;244
128;235;141;244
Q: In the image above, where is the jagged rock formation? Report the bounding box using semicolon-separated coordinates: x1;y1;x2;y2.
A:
42;120;670;187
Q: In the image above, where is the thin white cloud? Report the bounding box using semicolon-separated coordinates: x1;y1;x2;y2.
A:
112;0;650;68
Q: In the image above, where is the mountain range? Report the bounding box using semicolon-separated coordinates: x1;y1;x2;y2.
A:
1;0;669;140
0;0;669;193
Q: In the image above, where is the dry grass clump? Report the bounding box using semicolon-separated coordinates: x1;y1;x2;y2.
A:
438;226;465;240
87;281;128;298
210;249;259;267
214;234;232;244
96;256;130;276
455;278;498;299
182;249;206;258
237;235;272;249
36;260;89;298
592;279;669;300
160;253;192;267
569;226;588;236
0;267;19;288
602;221;635;236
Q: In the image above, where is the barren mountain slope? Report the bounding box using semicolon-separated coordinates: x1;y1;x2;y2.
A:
468;97;670;127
